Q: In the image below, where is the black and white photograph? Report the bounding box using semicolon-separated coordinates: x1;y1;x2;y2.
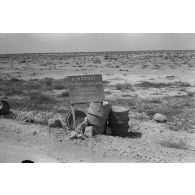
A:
1;1;195;195
0;33;195;163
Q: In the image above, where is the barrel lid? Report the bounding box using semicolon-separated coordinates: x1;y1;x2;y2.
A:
111;106;129;113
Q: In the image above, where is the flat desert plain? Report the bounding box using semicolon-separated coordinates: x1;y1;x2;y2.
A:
0;50;195;162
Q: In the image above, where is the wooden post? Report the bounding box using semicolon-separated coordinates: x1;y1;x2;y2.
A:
71;104;77;131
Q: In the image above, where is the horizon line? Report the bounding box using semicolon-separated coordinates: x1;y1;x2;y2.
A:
0;49;195;55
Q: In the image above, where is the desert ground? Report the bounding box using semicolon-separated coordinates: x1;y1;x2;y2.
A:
0;50;195;162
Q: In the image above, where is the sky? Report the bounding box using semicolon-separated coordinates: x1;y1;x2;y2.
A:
0;33;195;54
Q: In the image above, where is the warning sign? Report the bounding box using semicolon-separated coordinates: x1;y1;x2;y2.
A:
68;74;105;104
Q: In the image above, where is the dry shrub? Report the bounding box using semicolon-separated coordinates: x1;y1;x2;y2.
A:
58;90;69;97
103;80;111;85
104;90;111;95
10;77;23;82
135;81;173;89
29;91;54;104
5;88;24;96
115;82;134;91
44;77;53;86
178;81;191;87
187;91;194;97
145;98;162;104
160;139;188;150
122;94;132;97
135;81;191;89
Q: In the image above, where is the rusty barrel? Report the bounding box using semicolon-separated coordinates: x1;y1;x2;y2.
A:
87;101;111;134
109;106;129;136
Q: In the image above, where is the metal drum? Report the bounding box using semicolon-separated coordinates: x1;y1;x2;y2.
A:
110;127;129;137
87;101;111;134
109;122;129;129
108;106;129;137
66;109;87;130
109;106;129;123
87;113;107;127
109;122;129;137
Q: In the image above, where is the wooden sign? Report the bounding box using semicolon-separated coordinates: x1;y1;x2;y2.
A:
68;74;105;104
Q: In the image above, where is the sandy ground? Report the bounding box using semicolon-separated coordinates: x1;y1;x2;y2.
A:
1;117;195;163
0;50;195;162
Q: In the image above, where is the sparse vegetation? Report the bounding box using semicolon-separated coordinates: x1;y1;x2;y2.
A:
1;76;194;133
44;77;53;86
108;93;195;132
58;90;69;97
0;78;70;111
145;98;162;104
6;89;24;96
104;90;111;95
122;94;132;97
187;91;194;97
135;81;191;89
29;91;55;104
103;80;111;85
135;81;171;88
115;82;135;91
160;139;188;150
10;77;23;82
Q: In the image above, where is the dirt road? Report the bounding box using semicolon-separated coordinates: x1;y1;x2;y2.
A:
1;117;195;163
0;118;137;162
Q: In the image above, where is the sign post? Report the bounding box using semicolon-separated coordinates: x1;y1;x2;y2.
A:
67;74;105;131
70;104;76;130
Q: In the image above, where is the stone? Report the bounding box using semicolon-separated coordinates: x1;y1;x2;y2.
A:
153;113;167;122
77;133;85;140
48;119;62;128
69;131;78;139
105;127;112;135
85;126;94;137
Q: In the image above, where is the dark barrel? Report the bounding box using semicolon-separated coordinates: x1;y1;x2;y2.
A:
109;106;129;123
108;105;129;137
109;122;129;129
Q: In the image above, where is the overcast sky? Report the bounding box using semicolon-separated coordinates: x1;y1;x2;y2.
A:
0;33;195;54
